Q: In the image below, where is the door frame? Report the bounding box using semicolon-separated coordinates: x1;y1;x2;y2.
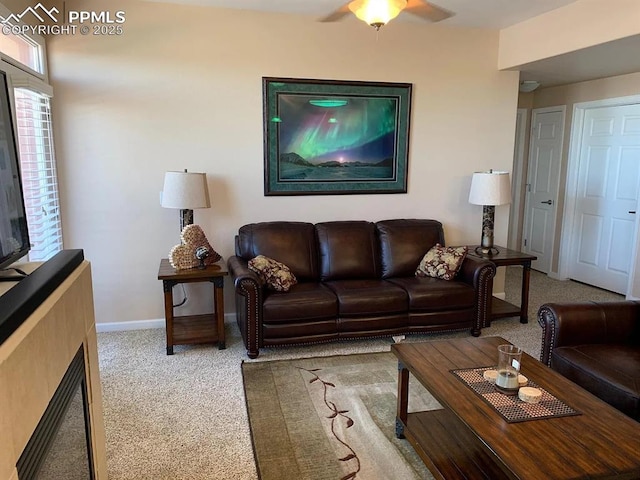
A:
557;94;640;289
522;105;566;273
508;108;528;251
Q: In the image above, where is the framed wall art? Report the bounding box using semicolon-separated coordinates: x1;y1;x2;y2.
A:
262;77;412;196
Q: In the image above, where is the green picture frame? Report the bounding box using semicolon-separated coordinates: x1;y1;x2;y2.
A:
263;77;412;196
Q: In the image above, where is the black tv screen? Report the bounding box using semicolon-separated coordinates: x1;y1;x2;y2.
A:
0;70;30;270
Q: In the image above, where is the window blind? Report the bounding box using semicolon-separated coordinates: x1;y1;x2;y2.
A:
14;88;62;261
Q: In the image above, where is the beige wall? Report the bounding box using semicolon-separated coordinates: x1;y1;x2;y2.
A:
517;72;640;274
517;93;534;110
46;1;519;324
532;71;640;108
499;0;640;70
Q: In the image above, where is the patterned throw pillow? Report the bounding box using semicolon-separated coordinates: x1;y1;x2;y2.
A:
248;255;298;292
415;244;468;281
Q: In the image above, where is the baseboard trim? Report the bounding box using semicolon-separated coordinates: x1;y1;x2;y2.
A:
96;319;164;332
547;271;567;280
494;292;506;300
96;313;236;333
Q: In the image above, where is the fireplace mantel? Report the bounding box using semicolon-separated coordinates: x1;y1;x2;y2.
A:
0;256;107;479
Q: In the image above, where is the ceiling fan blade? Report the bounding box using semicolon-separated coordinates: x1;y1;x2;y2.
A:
319;3;352;23
405;0;453;23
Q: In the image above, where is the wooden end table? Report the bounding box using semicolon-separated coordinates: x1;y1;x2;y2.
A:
157;259;228;355
468;245;537;326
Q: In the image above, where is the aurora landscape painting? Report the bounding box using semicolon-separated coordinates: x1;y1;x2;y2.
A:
263;78;411;195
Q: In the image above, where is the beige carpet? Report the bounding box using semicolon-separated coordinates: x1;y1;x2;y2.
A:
97;268;622;479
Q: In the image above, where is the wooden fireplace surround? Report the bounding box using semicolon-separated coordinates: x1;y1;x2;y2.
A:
0;257;107;479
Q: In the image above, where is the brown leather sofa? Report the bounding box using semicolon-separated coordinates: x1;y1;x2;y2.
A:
228;219;496;358
538;301;640;421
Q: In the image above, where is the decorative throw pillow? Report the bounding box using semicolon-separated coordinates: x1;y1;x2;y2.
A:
415;244;468;281
248;255;298;292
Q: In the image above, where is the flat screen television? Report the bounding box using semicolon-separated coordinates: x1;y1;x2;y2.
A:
0;69;30;270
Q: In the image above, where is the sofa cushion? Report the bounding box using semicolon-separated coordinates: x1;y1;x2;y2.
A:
325;279;407;316
552;344;640;420
263;321;339;342
316;221;379;281
387;277;475;311
262;283;338;323
237;222;319;281
248;255;297;292
416;244;468;281
377;219;445;279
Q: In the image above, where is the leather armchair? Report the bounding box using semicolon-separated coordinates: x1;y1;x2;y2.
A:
538;301;640;421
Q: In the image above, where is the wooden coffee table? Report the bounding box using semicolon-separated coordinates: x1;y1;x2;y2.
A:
392;337;640;479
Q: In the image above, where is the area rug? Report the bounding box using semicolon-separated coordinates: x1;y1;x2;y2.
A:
242;352;439;480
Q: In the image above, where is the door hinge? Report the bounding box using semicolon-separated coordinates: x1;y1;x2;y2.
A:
524;239;527;247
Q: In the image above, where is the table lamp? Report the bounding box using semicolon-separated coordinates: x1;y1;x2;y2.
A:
161;170;210;232
468;170;511;254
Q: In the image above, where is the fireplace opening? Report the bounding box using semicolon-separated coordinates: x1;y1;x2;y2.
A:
17;347;95;480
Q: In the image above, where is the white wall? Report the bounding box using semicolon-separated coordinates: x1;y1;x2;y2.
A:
47;1;519;324
499;0;640;70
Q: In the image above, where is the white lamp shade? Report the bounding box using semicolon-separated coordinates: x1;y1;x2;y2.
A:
161;171;210;209
468;171;511;206
348;0;406;26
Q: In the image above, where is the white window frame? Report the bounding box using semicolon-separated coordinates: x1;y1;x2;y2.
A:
0;2;48;80
0;2;60;262
13;86;62;261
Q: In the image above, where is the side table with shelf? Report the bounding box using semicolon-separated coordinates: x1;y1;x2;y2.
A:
157;258;228;355
467;246;537;326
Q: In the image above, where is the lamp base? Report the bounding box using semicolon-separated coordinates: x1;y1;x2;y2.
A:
478;205;499;255
179;209;194;232
475;246;500;256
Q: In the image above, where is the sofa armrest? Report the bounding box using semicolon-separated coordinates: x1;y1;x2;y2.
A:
228;255;262;289
537;301;640;366
457;255;496;336
228;255;263;358
457;255;494;288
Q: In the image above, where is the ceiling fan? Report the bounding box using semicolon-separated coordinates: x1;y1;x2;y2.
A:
320;0;453;31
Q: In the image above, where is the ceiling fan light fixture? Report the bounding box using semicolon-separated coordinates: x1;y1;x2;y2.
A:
348;0;407;30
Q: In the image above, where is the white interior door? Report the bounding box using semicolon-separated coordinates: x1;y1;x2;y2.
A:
568;103;640;294
522;107;565;273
